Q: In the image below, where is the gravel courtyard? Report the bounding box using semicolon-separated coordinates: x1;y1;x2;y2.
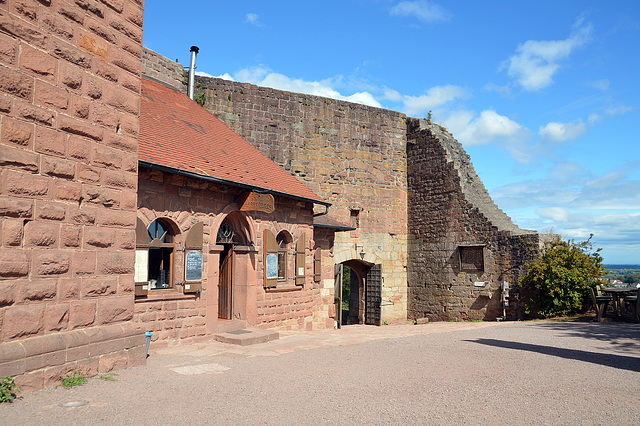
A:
1;320;639;425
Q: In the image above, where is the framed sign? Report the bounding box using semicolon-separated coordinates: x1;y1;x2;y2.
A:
266;253;278;279
185;250;203;282
239;192;275;214
134;250;149;283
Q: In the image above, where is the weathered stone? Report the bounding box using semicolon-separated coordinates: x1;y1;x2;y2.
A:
0;249;29;278
82;278;117;297
45;303;70;332
69;300;96;329
2;304;45;340
0;197;33;218
97;251;134;275
97;296;133;325
24;221;58;247
33;251;70;276
2;219;23;246
17;279;57;302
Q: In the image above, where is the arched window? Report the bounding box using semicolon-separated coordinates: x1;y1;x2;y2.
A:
148;219;174;289
276;231;290;281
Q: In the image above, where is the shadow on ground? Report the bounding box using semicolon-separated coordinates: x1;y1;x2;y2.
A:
466;337;640;373
533;321;640;354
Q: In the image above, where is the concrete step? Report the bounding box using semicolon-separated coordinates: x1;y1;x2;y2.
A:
213;328;279;346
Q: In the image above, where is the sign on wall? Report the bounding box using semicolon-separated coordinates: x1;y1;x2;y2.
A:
135;250;149;283
185;250;203;282
239;191;275;214
266;253;278;279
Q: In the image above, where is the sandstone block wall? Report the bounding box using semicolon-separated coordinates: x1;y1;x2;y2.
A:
406;119;539;321
0;0;145;390
194;75;409;324
141;47;183;91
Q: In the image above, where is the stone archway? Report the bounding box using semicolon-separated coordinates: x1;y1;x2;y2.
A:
208;211;257;333
336;259;381;326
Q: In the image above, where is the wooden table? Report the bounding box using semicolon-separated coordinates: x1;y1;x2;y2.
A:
600;287;638;318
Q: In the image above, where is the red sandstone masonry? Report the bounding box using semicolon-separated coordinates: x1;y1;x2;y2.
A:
0;0;145;391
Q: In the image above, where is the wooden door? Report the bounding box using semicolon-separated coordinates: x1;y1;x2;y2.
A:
218;248;234;319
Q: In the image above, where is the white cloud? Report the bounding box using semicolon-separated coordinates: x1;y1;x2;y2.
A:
503;19;591;91
443;110;533;163
484;83;512;97
383;88;404;102
233;67;382;108
390;1;450;23
195;71;214;78
196;71;234;81
235;66;270;83
537;207;569;222
548;162;585;182
539;120;588;142
216;73;235;81
588;79;610;91
401;85;467;116
605;105;634;116
492;168;640;263
444;110;527;143
245;13;260;25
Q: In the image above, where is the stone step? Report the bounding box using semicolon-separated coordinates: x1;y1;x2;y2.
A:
213;328;279;346
216;319;246;333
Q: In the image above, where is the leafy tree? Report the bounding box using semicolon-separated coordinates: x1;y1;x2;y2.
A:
623;273;640;284
520;235;607;318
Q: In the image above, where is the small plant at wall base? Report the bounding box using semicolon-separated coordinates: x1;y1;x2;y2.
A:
60;372;87;389
1;376;21;403
519;235;607;318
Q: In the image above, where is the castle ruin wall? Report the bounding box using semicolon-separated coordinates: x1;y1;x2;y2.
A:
406;119;539;321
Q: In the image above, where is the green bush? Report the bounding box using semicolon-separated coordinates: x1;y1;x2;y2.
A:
194;92;205;106
520;235;607;318
0;376;21;403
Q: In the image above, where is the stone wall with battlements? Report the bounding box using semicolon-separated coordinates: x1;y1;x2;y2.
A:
406;119;539;321
0;0;146;392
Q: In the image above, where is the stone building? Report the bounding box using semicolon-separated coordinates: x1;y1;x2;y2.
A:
135;76;338;343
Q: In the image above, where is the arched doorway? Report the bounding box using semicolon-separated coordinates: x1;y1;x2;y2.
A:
335;260;382;327
215;213;251;320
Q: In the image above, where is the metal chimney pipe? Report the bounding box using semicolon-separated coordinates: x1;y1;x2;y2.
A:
188;46;199;100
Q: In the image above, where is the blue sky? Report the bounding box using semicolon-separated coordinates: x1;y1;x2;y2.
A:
143;1;640;264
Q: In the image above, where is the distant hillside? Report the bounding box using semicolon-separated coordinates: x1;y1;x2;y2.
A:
604;264;640;269
604;265;640;283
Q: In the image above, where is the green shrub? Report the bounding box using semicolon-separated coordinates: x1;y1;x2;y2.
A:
520;235;607;318
0;376;21;403
194;92;205;106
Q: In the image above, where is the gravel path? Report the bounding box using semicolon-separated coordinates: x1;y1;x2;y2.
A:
1;320;639;425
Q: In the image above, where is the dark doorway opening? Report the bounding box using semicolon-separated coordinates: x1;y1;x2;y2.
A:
335;260;382;327
218;243;234;320
342;266;359;325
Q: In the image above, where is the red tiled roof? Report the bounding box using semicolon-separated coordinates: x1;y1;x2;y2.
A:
139;76;327;205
